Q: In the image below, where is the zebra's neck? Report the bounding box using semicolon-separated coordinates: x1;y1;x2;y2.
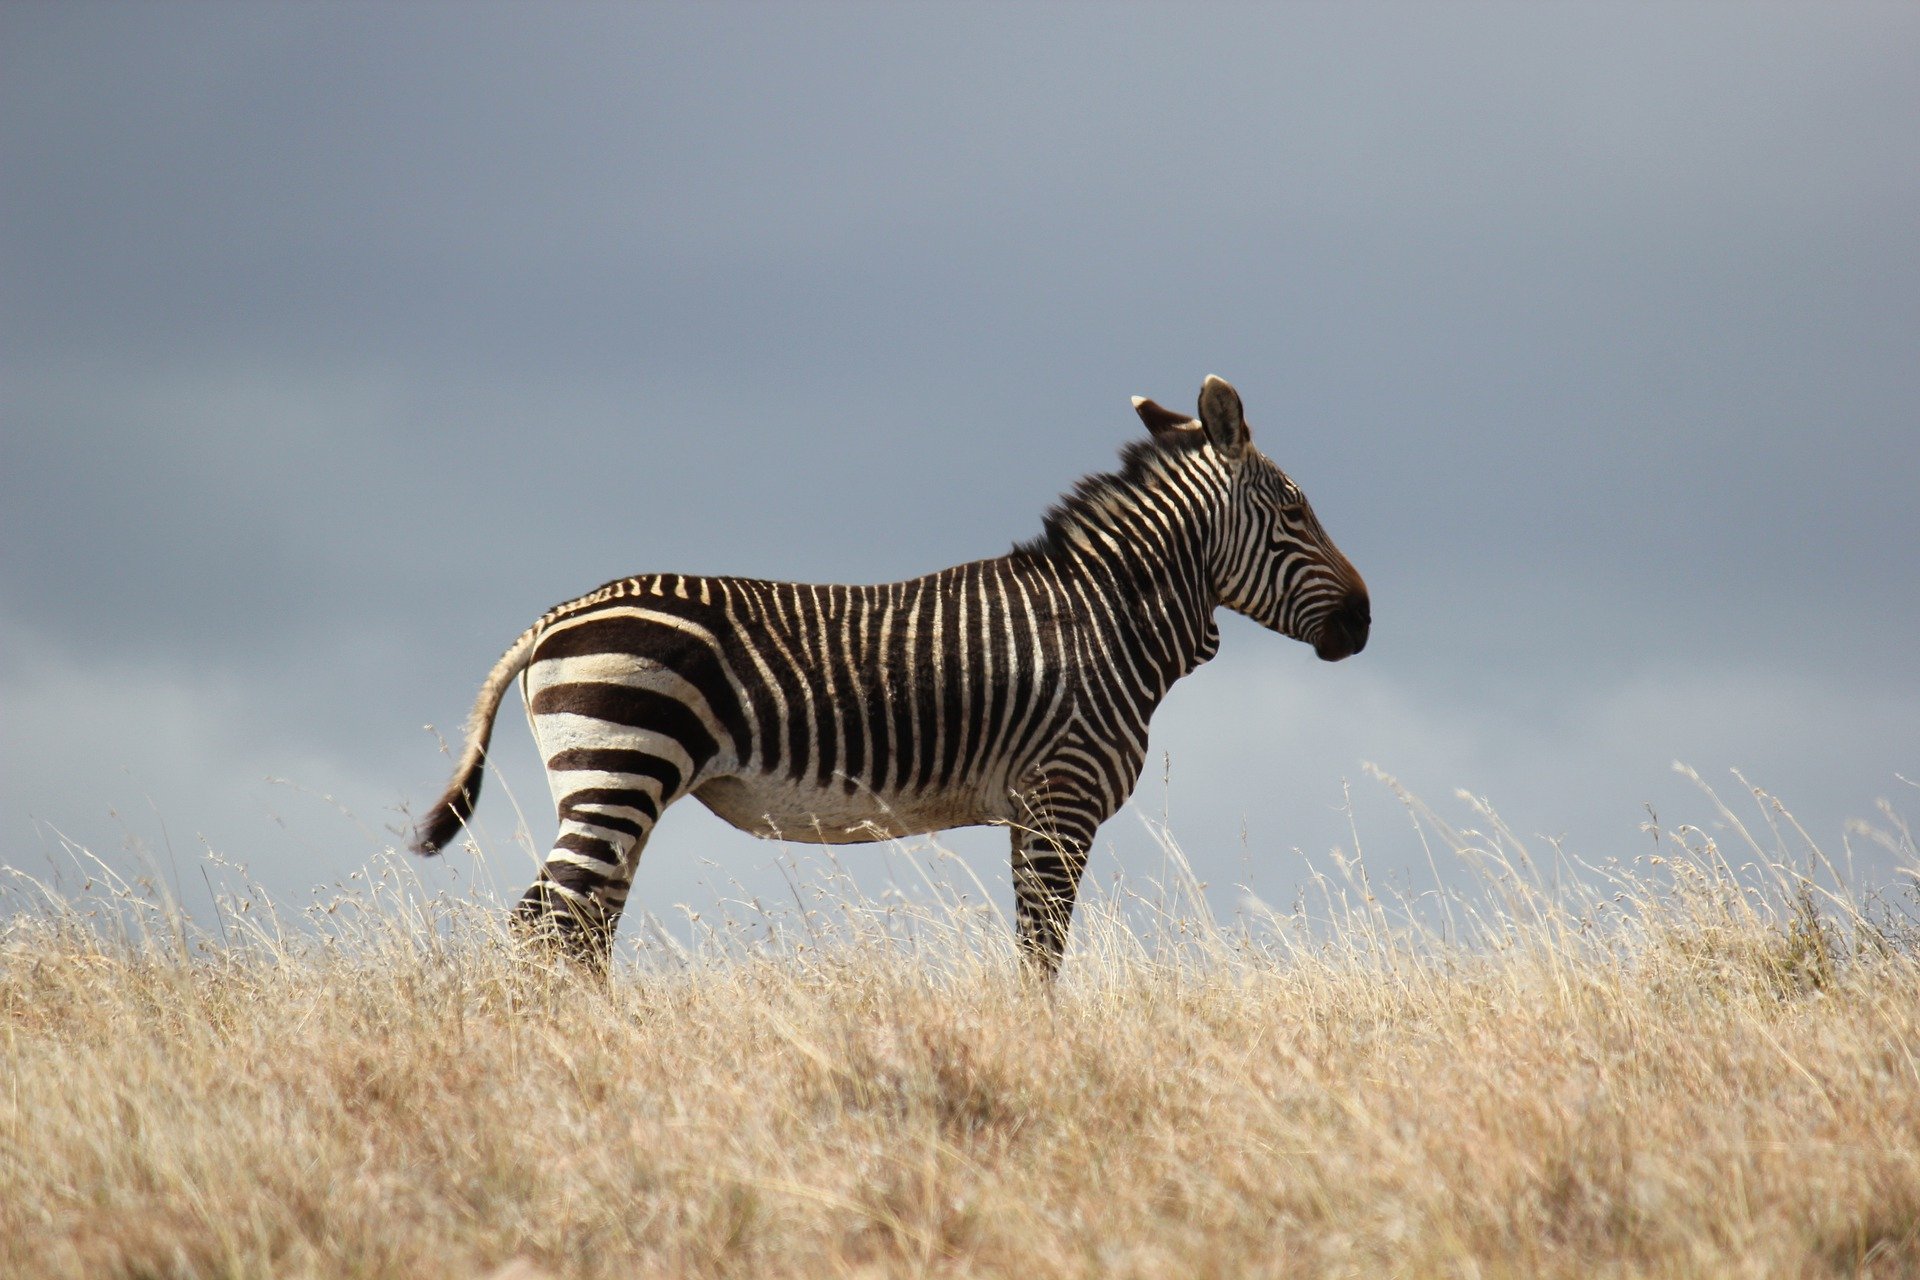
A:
1014;437;1228;697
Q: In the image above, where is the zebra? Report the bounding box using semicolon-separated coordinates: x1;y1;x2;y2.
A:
412;375;1369;976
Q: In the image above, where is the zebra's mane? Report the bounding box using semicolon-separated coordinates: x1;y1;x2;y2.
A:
1013;430;1213;558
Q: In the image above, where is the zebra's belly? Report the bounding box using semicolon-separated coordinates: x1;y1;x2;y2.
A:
692;774;1005;844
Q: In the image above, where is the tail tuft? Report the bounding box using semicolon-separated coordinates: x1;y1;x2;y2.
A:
411;793;472;856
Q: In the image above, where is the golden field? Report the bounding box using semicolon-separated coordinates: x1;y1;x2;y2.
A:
3;774;1917;1279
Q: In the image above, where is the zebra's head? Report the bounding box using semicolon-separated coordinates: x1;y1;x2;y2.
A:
1138;376;1371;662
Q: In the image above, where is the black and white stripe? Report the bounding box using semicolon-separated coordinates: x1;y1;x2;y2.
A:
413;376;1370;974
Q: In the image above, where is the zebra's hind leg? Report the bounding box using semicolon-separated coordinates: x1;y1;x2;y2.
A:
1009;805;1100;980
514;813;653;972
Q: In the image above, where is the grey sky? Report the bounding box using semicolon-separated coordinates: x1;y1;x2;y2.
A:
4;3;1915;939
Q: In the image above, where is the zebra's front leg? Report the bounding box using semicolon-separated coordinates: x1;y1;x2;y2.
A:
514;815;649;972
1009;805;1102;980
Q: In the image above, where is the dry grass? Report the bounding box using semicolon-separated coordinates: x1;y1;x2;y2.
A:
4;772;1919;1279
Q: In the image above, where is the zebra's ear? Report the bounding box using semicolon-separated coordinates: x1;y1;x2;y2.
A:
1197;375;1249;457
1132;396;1200;443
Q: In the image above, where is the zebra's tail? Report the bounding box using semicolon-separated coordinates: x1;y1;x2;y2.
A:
411;624;541;856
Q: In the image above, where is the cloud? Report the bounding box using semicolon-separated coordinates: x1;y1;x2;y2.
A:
1145;640;1918;898
0;615;445;913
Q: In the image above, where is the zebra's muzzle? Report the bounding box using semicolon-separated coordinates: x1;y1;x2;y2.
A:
1314;590;1371;662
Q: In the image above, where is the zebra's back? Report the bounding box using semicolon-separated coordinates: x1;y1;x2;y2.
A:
521;560;1076;845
